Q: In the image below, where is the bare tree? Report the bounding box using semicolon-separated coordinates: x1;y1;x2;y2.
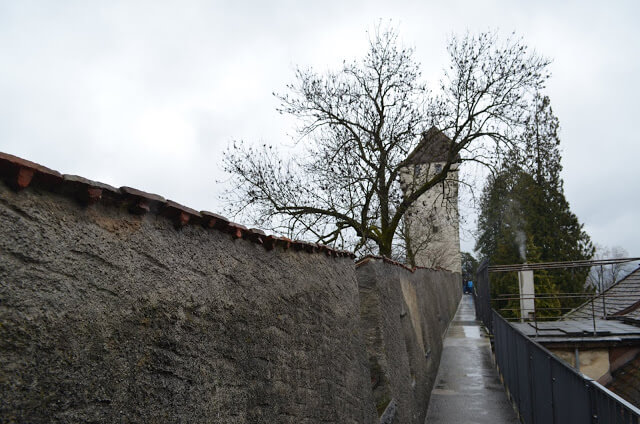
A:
222;26;550;257
587;244;635;292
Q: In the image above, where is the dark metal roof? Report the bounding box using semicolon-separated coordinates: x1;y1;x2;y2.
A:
511;319;640;344
405;127;459;164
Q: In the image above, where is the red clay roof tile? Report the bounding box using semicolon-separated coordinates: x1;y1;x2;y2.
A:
0;151;358;259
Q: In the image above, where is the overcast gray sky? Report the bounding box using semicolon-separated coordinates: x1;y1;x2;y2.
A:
1;0;638;257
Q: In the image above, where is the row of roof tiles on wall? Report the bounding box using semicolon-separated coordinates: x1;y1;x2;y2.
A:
355;255;447;273
0;152;355;259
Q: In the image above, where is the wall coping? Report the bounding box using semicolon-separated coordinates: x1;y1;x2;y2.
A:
0;152;355;259
355;255;448;273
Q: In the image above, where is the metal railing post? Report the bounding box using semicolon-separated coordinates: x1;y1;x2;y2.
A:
591;296;597;336
601;264;607;319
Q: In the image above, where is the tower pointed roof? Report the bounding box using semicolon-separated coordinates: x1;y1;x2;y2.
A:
405;127;458;164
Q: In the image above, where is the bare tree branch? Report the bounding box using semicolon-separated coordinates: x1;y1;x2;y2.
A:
222;26;550;258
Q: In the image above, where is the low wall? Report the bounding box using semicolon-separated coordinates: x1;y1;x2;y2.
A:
357;258;461;424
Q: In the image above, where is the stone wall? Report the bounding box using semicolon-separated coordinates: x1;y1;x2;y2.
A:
0;153;461;424
357;258;461;424
0;179;376;424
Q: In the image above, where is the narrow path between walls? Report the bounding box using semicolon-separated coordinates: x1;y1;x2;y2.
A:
424;295;519;423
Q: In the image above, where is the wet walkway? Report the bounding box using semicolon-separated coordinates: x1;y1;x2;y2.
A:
425;294;519;423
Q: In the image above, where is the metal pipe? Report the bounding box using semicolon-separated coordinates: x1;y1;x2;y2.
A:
488;257;640;272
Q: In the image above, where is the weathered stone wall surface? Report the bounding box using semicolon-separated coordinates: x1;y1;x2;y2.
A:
0;153;462;424
357;258;461;424
0;181;377;424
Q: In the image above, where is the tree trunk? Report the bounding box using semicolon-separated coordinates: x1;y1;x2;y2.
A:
378;241;392;258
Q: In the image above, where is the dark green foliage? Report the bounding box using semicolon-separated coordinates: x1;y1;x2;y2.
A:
490;238;562;319
477;95;593;317
461;252;479;284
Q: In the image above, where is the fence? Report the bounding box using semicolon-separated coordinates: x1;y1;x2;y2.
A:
493;310;640;424
474;259;492;332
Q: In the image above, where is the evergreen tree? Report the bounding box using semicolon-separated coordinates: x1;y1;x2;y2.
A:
522;95;562;187
461;252;479;285
476;95;593;315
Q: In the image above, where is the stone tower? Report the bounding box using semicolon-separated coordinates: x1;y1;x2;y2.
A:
400;127;461;273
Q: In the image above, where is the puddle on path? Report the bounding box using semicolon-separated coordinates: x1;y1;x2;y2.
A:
462;326;481;338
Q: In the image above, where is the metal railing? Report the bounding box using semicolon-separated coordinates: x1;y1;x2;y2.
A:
491;291;638;335
483;257;640;328
474;259;492;332
472;260;640;423
488;257;640;273
493;310;640;423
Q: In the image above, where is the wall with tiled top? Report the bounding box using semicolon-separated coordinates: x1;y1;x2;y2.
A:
0;180;375;423
0;152;460;424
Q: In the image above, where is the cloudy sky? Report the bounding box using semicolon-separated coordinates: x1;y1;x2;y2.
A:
1;0;638;257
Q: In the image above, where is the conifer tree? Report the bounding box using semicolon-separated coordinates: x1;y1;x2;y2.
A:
476;95;593;313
